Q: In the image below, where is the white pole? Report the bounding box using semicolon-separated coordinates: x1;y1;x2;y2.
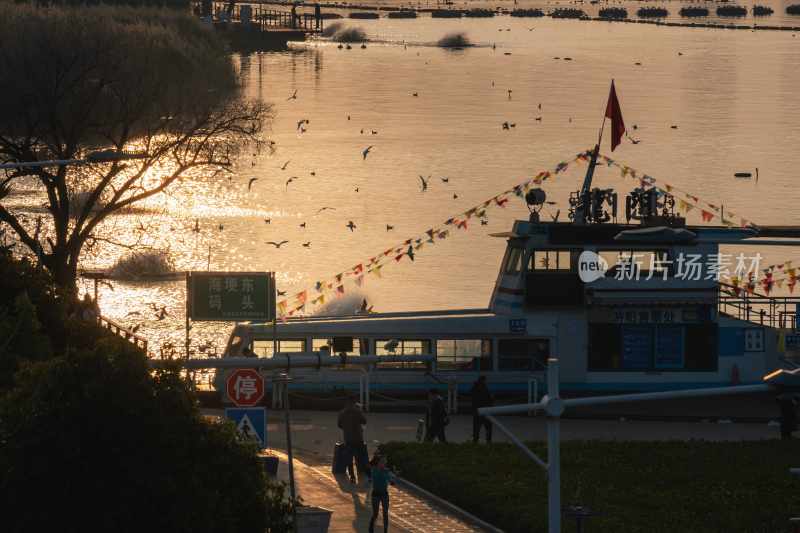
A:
546;358;561;533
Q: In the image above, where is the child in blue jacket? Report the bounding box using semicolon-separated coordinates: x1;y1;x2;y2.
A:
368;453;395;533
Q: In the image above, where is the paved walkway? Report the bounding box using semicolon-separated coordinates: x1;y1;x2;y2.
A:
271;450;484;533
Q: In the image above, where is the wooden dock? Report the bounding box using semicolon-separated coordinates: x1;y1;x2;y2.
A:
196;1;324;50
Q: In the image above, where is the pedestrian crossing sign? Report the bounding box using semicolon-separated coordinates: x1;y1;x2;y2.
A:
225;407;267;448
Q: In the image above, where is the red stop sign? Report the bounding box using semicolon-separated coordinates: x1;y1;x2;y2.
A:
226;369;264;407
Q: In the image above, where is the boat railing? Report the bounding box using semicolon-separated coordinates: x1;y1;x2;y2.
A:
718;293;800;329
96;314;148;354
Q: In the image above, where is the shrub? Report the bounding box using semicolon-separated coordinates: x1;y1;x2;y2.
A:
383;440;800;533
550;8;587;19
599;7;628;19
437;31;471;48
108;249;176;280
680;6;709;17
752;5;773;15
431;9;462;18
332;26;367;42
0;347;293;533
787;4;800;15
637;7;669;18
716;5;747;17
510;8;545;17
348;11;379;19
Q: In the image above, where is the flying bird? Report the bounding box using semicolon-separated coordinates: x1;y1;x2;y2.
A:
155;306;169;321
218;224;224;231
362;146;373;160
297;119;310;132
453;193;458;199
419;175;429;192
278;290;287;296
346;221;357;232
131;324;142;333
315;207;336;215
247;177;258;191
407;245;415;261
286;177;299;189
480;219;488;226
386;224;394;231
299;222;306;228
266;240;289;248
287;89;298;101
125;311;142;317
302;242;311;248
440;177;449;183
264;218;271;224
281;160;291;170
193;219;200;233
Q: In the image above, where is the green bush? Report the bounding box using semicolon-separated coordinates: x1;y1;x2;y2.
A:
382;440;800;533
0;346;293;533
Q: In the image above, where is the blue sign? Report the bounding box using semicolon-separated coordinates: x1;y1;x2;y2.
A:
509;318;527;334
225;407;267;448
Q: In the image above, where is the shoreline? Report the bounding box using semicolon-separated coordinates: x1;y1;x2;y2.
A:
243;0;800;32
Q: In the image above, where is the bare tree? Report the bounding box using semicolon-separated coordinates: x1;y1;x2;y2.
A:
0;5;271;292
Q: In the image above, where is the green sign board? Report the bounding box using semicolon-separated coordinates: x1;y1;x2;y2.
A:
188;271;274;322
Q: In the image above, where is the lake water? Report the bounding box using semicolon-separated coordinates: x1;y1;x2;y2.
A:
63;15;800;354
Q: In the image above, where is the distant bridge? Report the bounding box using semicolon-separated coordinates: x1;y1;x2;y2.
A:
194;1;324;46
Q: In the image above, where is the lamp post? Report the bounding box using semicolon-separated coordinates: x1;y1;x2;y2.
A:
0;149;147;170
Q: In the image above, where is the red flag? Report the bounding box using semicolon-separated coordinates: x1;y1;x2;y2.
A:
604;80;625;152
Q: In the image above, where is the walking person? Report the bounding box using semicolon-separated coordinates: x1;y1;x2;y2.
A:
424;388;448;443
368;453;395;533
337;397;367;483
778;394;798;440
470;375;493;443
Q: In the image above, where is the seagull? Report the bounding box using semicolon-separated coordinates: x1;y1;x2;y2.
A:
302;241;311;248
297;119;309;133
155;306;169;321
286;177;299;189
371;130;378;135
535;116;542;121
362;146;373;160
453;193;458;199
310;171;316;176
480;219;488;225
131;324;142;333
247;177;258;191
193;219;200;233
419;175;429;192
441;177;449;183
407;245;415;261
218;224;224;231
412;92;418;97
264;218;271;224
671;125;678;129
299;222;306;228
281;160;291;170
278;290;287;296
507;89;512;100
125;311;142;317
386;224;394;231
502;122;510;130
266;240;289;248
346;221;357;232
315;207;336;215
287;89;298;101
538;103;542;110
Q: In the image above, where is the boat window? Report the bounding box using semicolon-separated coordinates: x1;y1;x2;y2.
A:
530;250;572;271
588;324;715;371
599;250;670;279
252;339;306;358
504;248;523;274
312;338;362;356
497;338;549;371
375;339;431;369
436;339;492;371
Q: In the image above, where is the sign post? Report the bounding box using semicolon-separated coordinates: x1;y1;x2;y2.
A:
225;369;267;448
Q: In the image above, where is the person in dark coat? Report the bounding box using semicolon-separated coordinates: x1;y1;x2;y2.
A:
470;376;493;443
338;397;367;482
778;394;798;440
425;388;448;443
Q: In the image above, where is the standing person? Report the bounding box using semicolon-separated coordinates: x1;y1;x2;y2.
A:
424;388;448;443
337;397;367;483
470;376;493;443
368;453;395;533
778;394;798;440
290;3;297;29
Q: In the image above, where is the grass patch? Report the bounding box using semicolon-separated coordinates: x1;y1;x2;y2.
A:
382;440;800;533
637;7;669;18
753;5;773;16
550;8;587;19
510;8;544;17
680;6;709;17
716;5;748;17
465;8;494;17
437;32;471;48
599;7;628;19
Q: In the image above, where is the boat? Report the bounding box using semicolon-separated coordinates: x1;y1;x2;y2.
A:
219;149;800;398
